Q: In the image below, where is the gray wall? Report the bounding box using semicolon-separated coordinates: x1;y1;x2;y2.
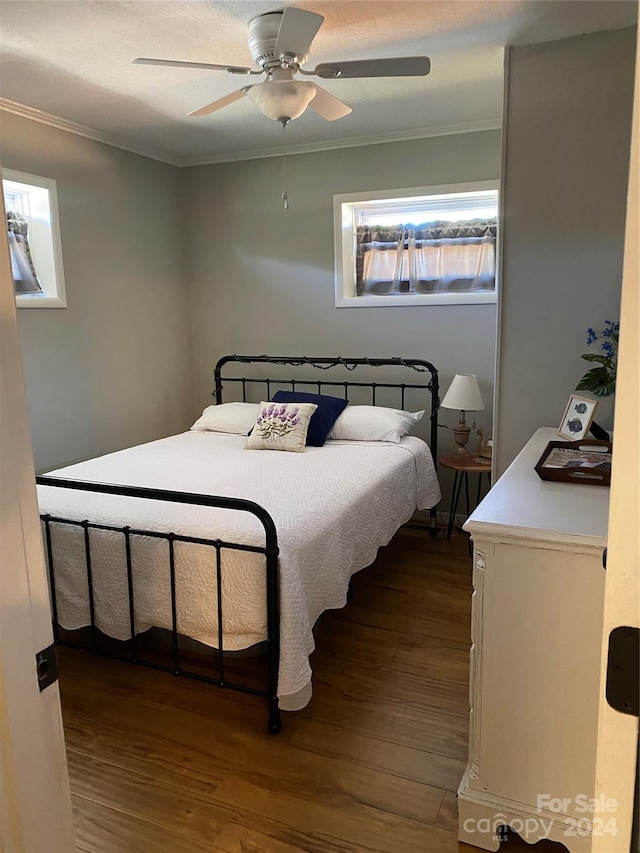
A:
4;23;635;510
0;112;194;471
183;130;501;466
496;28;636;473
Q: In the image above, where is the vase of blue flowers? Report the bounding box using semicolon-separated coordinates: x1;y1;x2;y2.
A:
576;320;619;398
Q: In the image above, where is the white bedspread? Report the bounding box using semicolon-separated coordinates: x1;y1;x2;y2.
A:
38;432;440;708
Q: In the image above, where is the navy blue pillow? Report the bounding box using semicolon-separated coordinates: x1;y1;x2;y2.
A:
271;391;348;447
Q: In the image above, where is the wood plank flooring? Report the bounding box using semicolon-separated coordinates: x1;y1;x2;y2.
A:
59;529;566;853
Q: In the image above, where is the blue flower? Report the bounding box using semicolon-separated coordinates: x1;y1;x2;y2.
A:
602;341;615;359
578;319;619;398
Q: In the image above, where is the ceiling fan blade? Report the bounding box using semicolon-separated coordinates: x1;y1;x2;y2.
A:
312;56;431;79
274;8;324;61
308;84;352;121
134;57;259;75
187;88;249;117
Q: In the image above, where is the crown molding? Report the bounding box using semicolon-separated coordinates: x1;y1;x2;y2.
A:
0;98;501;168
177;118;502;166
0;98;180;166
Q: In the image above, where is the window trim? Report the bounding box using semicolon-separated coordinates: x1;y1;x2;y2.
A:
3;168;67;309
334;180;499;308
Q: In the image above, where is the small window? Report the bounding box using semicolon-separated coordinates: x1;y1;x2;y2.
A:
334;181;499;308
3;169;67;308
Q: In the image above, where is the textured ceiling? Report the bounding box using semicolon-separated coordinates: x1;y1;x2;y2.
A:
0;0;637;164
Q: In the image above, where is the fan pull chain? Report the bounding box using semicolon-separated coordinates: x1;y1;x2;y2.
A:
281;123;289;210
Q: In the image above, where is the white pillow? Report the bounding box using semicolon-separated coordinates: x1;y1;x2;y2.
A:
329;405;425;443
190;402;260;434
245;401;318;453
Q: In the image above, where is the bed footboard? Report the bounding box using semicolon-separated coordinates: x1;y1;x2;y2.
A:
36;475;282;735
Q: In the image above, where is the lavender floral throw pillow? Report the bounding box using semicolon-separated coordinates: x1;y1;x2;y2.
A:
245;401;318;452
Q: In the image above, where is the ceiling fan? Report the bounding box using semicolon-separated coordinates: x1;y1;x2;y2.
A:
134;7;431;126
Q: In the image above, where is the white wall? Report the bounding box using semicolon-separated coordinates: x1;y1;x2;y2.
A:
0;112;194;471
496;28;636;473
183;130;501;466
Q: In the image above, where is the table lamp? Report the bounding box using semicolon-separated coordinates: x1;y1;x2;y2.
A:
441;374;484;454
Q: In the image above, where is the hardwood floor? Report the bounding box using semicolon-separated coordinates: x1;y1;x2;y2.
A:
59;530;566;853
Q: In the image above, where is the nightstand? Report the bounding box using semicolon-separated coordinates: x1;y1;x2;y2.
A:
439;454;492;539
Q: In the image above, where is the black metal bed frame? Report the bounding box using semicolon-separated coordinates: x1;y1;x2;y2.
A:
37;355;439;734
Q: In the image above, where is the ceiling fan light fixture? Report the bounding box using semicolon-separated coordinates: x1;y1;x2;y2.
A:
246;80;316;122
135;7;430;126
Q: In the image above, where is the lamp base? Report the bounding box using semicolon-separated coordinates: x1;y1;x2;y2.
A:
453;422;471;454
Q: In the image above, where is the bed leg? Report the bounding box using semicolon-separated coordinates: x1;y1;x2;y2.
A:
268;700;282;734
429;507;438;537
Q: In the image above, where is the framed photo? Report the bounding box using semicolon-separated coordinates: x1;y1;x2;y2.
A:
558;394;598;441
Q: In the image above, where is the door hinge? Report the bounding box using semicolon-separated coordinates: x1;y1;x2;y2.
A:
35;643;59;692
606;626;639;717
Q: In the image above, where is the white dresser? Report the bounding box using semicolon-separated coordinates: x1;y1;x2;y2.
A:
458;428;609;853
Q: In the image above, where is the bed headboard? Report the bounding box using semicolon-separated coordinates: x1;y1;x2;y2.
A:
213;355;439;462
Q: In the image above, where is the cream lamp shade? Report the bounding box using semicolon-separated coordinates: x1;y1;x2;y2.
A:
441;374;484;413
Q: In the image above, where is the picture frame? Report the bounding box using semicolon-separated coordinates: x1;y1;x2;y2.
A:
558;394;598;441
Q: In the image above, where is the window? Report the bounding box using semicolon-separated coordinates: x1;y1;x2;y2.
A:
3;169;67;308
334;181;499;308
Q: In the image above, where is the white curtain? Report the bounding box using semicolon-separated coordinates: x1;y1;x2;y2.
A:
6;211;44;295
357;219;496;296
